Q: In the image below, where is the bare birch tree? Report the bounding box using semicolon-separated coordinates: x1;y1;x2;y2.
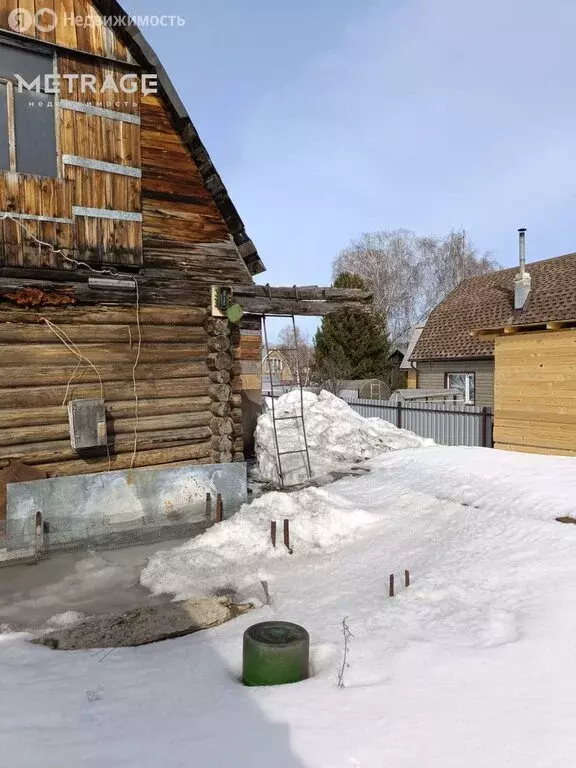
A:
277;325;314;385
333;228;499;344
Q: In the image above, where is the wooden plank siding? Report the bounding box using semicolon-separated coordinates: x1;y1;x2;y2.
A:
0;0;135;63
415;359;495;408
231;318;262;453
0;50;143;268
139;93;251;284
0;51;250;278
494;330;576;456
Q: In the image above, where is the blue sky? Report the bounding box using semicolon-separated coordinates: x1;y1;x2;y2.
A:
125;0;576;338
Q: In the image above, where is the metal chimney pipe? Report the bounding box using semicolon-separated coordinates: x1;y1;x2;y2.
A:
518;228;526;277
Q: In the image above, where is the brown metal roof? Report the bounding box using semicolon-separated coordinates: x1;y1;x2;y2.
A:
412;252;576;360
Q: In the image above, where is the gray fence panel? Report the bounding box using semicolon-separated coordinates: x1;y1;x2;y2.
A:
343;397;493;448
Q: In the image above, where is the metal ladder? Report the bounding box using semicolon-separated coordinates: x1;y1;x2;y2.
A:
262;314;312;489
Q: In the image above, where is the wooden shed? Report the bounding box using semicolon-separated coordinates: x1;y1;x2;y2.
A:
473;250;576;457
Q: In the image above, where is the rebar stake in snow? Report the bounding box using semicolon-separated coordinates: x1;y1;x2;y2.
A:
205;493;212;522
389;573;395;597
34;511;44;558
284;519;293;554
216;493;223;523
270;521;277;548
405;569;410;588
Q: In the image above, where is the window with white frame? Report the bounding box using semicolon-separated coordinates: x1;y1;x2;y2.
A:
446;372;475;404
0;42;57;177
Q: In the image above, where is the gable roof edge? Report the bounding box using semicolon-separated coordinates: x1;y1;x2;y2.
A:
93;0;265;276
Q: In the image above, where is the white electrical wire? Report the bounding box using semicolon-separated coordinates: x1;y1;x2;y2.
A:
1;213;142;470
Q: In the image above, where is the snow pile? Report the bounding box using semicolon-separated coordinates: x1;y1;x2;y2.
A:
255;389;432;484
141;486;377;600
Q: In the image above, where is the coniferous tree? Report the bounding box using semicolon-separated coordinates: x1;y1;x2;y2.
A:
313;273;390;388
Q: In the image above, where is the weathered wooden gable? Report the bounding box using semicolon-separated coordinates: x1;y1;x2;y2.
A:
0;0;253;282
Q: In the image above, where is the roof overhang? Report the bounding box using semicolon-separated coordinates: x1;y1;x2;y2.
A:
471;318;576;341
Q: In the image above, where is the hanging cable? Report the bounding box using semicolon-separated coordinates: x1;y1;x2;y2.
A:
1;213;142;471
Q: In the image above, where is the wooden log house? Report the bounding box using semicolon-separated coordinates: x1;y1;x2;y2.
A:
0;0;268;481
0;1;372;491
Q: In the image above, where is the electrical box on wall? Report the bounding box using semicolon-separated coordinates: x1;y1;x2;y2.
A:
68;399;108;451
211;285;244;323
211;285;232;317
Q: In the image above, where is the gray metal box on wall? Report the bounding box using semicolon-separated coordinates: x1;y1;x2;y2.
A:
68;399;107;450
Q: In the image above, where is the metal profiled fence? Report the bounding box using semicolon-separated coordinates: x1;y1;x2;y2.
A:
343;397;493;448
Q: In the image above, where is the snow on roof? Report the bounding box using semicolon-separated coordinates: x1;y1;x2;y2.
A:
390;388;463;401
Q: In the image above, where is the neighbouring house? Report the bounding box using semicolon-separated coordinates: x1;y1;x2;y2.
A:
400;325;424;389
261;348;293;385
0;2;372;548
410;292;497;407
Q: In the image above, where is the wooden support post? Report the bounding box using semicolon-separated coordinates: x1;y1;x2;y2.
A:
283;519;293;554
389;573;395;597
481;407;489;448
216;493;223;523
270;520;277;548
205;493;212;522
404;569;410;588
396;402;402;429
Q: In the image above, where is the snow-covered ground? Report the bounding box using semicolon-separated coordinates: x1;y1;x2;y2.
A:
2;445;576;767
256;390;432;485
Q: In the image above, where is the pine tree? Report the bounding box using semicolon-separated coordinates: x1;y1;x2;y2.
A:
313;273;390;386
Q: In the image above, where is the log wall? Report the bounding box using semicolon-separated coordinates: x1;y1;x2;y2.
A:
494;329;576;456
0;303;231;476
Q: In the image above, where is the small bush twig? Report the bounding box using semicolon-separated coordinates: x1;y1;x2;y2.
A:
337;617;354;688
86;684;104;703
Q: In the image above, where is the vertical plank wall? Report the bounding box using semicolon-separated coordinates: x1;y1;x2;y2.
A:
0;0;135;62
494;330;576;456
